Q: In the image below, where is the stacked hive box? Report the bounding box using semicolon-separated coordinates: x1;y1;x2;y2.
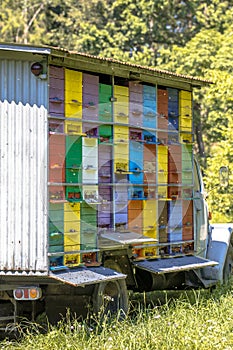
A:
142;199;158;257
158;201;168;243
114;86;129;124
65;136;82;201
128;128;144;237
82;138;98;200
49;203;64;266
168;88;179;144
82;74;99;121
157;89;169;246
99;84;112;122
168;201;183;243
98;84;113;230
128;139;144;200
157;88;168;145
143;85;157;129
181;142;193;243
49;134;66;202
82;73;99;138
157;145;168;199
157;88;168;251
114;126;129;173
64;203;80;265
98;135;112;229
81;137;98;260
65;69;82;134
48;66;66;267
129;82;143;126
80;202;97;251
128;200;143;234
179;91;192;143
48;65;195;267
48;66;66;204
168;144;182;200
63;69;83;266
182;199;193;241
143;141;156;200
49;66;64;118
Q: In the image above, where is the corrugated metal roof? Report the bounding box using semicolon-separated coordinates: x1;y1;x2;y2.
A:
0;43;51;55
0;43;212;86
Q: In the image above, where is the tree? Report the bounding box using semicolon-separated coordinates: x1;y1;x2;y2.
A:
45;0;202;65
0;0;48;44
157;23;233;222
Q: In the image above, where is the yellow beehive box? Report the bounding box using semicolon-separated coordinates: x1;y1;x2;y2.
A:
64;253;81;266
64;202;81;266
179;90;192;118
114;104;129;124
158;145;168;172
180;117;192;132
115;85;129;97
142;199;157;239
114;143;129;159
179;90;192;101
158;186;168;199
180;133;193;144
64;203;80;241
144;244;158;258
114;125;129;140
114;86;129;124
114;159;129;173
65;69;82;118
114;126;129;172
65;69;82;84
158;172;168;184
65;121;83;135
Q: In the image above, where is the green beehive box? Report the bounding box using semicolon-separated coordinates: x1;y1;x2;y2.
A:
48;203;64;253
81;230;97;250
66;186;83;202
66;136;82;168
99;125;112;137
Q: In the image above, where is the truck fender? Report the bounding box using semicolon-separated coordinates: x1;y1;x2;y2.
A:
92;260;128;319
202;223;233;283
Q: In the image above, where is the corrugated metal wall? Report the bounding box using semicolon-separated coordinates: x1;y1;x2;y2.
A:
0;58;48;273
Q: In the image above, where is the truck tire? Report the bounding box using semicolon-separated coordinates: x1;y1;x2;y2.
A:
223;244;233;283
92;260;128;319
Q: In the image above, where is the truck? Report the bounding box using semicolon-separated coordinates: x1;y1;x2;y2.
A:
0;43;232;331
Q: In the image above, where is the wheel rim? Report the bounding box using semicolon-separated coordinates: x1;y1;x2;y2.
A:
101;281;120;315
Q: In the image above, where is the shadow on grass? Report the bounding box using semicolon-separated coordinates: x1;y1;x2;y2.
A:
129;277;233;313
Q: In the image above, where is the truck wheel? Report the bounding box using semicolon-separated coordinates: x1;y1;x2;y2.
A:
223;244;233;283
92;260;128;319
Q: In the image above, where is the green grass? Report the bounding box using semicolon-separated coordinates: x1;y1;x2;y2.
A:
2;284;233;350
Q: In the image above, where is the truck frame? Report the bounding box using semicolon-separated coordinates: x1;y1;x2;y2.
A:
0;43;232;331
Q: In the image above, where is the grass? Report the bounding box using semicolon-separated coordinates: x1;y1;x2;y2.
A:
1;284;233;350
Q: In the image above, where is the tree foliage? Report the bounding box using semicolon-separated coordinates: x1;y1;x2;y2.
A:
0;0;48;44
0;0;233;221
158;21;233;222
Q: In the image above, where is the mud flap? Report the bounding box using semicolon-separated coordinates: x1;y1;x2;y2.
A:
132;255;218;274
49;266;126;287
